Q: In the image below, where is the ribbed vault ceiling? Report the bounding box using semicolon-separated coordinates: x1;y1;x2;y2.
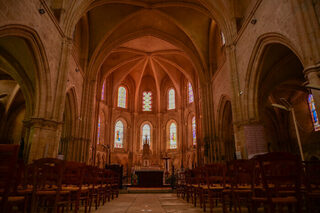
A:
101;36;196;100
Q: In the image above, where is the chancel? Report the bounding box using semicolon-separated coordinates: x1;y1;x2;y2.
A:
0;0;320;212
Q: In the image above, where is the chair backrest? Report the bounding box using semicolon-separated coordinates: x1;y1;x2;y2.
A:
255;152;302;196
205;163;226;187
191;167;204;185
62;161;86;187
0;144;19;197
32;158;65;191
304;161;320;192
232;159;255;187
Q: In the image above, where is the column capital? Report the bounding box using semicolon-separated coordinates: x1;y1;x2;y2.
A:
303;63;320;76
23;117;62;129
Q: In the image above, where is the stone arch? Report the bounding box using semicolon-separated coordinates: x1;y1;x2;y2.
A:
244;33;305;122
62;0;233;51
217;95;235;161
60;87;79;160
186;112;196;149
0;25;52;119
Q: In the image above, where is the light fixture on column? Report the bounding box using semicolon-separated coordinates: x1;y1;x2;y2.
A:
271;98;304;161
0;94;8;98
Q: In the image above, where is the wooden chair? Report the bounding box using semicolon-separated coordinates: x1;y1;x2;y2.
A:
304;161;320;213
86;166;100;212
230;160;256;213
110;170;119;199
31;158;71;213
204;163;229;213
0;144;27;212
62;161;89;213
176;171;186;198
190;167;204;207
252;152;303;213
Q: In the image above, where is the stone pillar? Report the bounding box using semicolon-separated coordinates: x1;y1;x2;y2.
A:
24;118;62;163
235;122;268;159
304;63;320;117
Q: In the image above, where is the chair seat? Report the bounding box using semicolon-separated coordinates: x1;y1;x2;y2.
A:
36;190;70;195
0;196;25;203
62;186;89;191
271;196;297;203
208;185;224;190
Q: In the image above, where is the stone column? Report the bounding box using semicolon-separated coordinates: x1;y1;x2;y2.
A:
304;63;320;117
24;118;62;163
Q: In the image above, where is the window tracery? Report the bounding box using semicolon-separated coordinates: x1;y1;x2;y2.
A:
117;86;127;108
168;88;175;110
142;91;152;111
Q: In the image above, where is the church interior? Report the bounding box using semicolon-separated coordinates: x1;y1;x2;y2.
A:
0;0;320;212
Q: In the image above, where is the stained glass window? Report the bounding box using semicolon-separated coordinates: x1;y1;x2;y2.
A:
142;91;152;111
97;116;101;144
308;94;320;131
117;86;126;108
114;121;124;148
168;88;175;110
101;81;105;100
142;124;151;145
192;116;196;145
188;82;194;103
169;122;177;149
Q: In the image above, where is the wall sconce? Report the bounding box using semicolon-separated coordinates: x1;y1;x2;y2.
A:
38;8;45;15
251;19;257;25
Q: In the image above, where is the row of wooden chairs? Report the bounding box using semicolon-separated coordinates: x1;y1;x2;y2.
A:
176;152;320;213
0;144;120;213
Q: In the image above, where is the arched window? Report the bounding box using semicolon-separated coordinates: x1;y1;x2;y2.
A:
192;116;196;145
142;91;152;111
188;82;194;103
142;124;151;145
101;81;105;100
168;88;175;110
97;116;101;144
117;86;127;108
169;122;177;149
308;94;320;131
221;32;226;46
114;121;124;148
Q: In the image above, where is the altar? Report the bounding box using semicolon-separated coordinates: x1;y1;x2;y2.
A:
132;136;164;187
135;169;164;187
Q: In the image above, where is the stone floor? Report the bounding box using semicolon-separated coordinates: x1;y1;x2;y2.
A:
93;193;205;213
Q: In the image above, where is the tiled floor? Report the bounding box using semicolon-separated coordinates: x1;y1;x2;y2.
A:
93;193;205;213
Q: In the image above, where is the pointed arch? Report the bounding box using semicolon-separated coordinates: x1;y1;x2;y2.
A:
0;24;52;119
244;33;304;122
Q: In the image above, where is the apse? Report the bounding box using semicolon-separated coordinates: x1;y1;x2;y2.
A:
94;35;198;171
